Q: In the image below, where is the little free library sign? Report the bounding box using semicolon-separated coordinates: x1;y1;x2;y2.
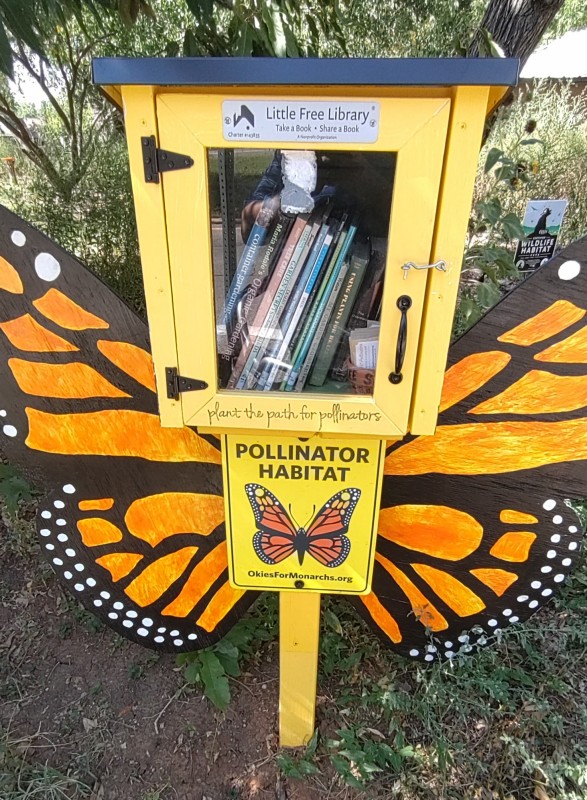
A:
222;433;385;593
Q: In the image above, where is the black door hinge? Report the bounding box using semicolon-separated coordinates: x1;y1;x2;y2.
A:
166;367;208;400
142;136;194;183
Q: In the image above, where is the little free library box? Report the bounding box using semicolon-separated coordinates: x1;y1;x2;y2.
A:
92;56;519;744
92;56;519;441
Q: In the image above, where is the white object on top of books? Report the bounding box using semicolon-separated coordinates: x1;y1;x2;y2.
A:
281;150;317;214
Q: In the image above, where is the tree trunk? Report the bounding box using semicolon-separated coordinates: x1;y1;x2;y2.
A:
468;0;564;68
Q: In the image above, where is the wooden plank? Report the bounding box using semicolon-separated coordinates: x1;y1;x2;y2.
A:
279;591;321;746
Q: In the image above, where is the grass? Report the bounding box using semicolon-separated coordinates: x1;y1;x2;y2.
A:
0;726;94;800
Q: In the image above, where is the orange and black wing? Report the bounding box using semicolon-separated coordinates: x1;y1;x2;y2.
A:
0;204;256;652
246;484;297;564
352;240;587;660
304;488;360;567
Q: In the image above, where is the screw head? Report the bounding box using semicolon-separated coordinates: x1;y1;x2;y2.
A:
294;580;304;589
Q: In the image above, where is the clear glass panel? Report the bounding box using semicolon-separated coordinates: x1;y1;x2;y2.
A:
209;148;395;395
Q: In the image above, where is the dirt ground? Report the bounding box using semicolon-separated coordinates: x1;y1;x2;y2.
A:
0;510;346;800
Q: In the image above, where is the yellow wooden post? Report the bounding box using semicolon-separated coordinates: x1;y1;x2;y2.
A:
279;592;321;747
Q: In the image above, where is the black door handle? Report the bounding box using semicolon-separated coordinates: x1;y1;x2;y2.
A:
389;295;412;384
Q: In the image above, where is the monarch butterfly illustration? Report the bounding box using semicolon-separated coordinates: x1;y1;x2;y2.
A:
246;484;360;567
0;202;585;659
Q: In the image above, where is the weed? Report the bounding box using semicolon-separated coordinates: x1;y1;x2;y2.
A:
0;726;93;799
177;594;276;709
277;732;321;779
0;465;36;518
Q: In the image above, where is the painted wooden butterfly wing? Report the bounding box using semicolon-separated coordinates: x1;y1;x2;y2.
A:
1;201;585;660
0;204;256;652
353;239;587;661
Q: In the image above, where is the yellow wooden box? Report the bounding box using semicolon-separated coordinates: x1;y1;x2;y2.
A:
93;57;518;439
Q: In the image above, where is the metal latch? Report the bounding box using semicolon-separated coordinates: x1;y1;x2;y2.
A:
166;367;208;400
402;259;447;279
142;136;194;183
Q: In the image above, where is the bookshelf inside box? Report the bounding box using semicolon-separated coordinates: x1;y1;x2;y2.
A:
92;59;519;437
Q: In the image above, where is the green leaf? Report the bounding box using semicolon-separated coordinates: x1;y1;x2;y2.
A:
484;147;503;173
500;212;525;240
305;729;319;758
214;641;241;677
0;19;12;77
323;608;343;635
0;0;46;56
199;650;231;709
520;138;543;146
184;659;202;685
476;280;501;309
186;0;214;20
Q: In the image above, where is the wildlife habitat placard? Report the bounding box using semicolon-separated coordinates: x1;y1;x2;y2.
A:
222;433;385;593
515;199;568;271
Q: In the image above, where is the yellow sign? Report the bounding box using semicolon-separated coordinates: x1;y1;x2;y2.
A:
222;433;385;594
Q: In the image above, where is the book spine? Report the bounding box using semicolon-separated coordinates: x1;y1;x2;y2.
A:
328;244;373;381
261;224;335;390
226;214;309;390
252;216;324;390
221;198;278;335
284;222;358;391
277;215;349;389
233;214;314;390
220;213;292;364
309;248;370;386
293;257;352;391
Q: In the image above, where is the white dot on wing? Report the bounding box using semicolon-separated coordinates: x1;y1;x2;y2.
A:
558;260;581;280
154;636;164;643
100;591;110;599
543;499;556;511
122;620;133;628
34;252;61;281
2;425;17;437
137;628;149;637
173;639;183;646
41;511;51;519
11;230;26;246
39;529;50;537
63;484;76;494
57;534;68;542
54;500;65;509
552;515;563;525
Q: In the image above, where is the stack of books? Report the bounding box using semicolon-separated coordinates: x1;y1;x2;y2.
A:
218;198;385;393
